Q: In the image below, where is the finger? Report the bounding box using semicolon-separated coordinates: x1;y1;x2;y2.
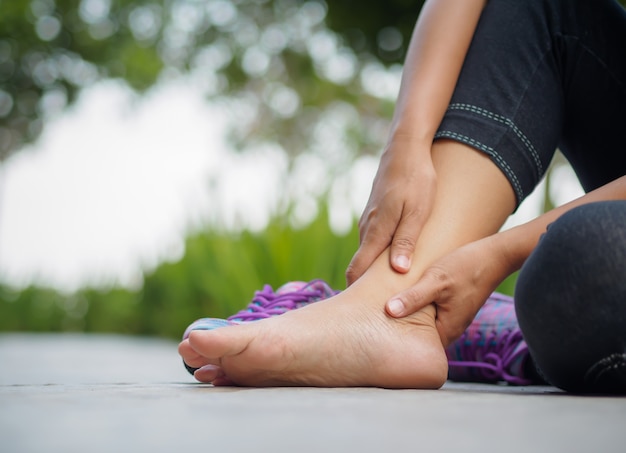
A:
386;273;444;318
346;249;376;286
389;217;421;273
345;234;389;286
390;200;433;274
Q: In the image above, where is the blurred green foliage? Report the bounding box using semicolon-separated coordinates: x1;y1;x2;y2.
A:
0;0;428;337
1;0;423;161
0;199;519;339
5;0;621;337
0;203;361;339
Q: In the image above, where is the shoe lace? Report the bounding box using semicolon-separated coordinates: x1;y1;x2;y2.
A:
448;327;531;385
227;280;332;322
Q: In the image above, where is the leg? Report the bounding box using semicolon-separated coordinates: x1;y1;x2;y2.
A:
179;0;625;388
179;142;516;388
515;201;626;394
556;0;626;192
437;0;626;206
177;0;564;388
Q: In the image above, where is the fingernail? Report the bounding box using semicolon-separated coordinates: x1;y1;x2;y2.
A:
394;255;410;271
387;299;405;316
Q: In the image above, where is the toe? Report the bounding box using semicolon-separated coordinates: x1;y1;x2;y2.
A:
179;339;213;368
188;326;252;359
194;364;226;383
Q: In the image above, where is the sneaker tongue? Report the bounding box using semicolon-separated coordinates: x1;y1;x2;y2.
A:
229;280;339;322
275;281;308;294
228;282;310;322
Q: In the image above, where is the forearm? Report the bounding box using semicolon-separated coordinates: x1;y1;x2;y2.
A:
496;175;626;275
389;0;487;146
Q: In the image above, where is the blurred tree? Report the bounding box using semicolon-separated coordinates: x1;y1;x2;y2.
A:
0;198;518;338
0;200;362;338
2;0;624;338
0;0;424;336
2;0;625;163
1;0;164;159
0;0;426;165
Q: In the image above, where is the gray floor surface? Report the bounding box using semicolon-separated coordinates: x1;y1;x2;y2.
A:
1;333;625;453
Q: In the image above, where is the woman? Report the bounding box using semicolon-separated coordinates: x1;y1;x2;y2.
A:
179;0;626;393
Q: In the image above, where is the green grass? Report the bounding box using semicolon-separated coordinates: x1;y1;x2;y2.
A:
0;202;517;339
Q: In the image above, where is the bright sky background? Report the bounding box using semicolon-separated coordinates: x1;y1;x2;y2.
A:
0;78;281;291
0;77;377;291
0;76;584;293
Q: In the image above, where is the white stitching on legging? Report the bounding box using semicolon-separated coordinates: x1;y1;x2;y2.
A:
435;130;524;202
448;103;543;177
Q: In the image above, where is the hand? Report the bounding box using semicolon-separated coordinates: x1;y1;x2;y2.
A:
346;139;436;285
385;236;510;346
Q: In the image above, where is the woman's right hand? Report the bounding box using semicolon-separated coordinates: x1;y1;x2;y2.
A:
346;137;436;285
345;0;488;286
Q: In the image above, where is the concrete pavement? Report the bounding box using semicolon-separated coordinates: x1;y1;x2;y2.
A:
1;333;625;453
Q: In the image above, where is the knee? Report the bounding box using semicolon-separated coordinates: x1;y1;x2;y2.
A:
514;201;626;393
516;200;626;319
522;200;626;272
585;353;626;394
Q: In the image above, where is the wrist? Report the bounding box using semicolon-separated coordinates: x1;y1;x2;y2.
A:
491;227;534;275
384;129;434;156
387;120;437;148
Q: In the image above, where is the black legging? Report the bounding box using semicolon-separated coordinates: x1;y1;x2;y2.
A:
435;0;626;393
515;201;626;393
436;0;626;207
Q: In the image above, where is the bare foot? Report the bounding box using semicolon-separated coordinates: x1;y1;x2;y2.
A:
178;286;448;388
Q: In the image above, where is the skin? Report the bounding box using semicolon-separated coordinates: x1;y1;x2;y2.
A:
386;175;626;346
178;0;499;388
180;0;626;387
178;142;515;387
346;0;488;285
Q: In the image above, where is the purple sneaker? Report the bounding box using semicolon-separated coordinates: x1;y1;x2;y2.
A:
445;292;533;386
182;279;339;374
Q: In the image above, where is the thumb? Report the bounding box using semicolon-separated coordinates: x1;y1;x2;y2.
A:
385;274;443;318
